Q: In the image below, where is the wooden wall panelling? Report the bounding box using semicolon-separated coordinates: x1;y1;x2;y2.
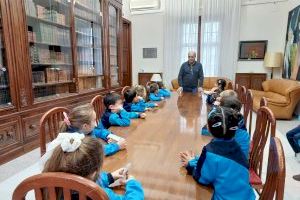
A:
0;0;19;114
122;18;132;86
8;0;33;107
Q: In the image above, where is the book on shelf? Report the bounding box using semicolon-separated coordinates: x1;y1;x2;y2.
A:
45;68;58;83
32;71;45;83
25;0;37;17
56;84;69;94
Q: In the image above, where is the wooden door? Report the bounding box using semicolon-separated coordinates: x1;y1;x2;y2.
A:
122;18;131;86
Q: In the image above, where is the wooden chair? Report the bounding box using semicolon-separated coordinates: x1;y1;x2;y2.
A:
13;172;108;200
249;106;276;191
39;107;69;157
227;81;233;90
91;95;105;124
121;86;131;97
243;89;253;135
240;86;247;104
259;137;286;200
260;97;268;107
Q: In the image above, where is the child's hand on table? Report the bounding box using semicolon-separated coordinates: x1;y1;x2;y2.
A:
179;150;195;167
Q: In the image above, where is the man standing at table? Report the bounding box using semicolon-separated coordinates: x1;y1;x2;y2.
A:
177;51;204;94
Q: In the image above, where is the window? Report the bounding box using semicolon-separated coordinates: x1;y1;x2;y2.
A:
201;21;220;76
181;23;198;63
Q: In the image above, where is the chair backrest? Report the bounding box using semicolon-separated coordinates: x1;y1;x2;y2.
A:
171;79;179;90
260;137;286;200
13;172;108;200
240;86;247;104
39;107;69;157
250;106;276;179
227;81;233;90
243;89;253;135
91;95;105;124
260;97;268;107
121;86;131;98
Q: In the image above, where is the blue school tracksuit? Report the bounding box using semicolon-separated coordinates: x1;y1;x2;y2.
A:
66;126;120;156
97;172;144;200
149;93;162;101
123;99;156;112
101;108;139;129
158;88;171;97
186;138;255;200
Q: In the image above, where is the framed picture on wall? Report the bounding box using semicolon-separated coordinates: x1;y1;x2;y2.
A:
238;40;268;61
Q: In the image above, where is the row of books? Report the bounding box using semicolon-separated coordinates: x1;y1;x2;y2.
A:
78;63;103;76
32;68;71;84
79;76;103;91
75;6;101;23
36;5;67;26
37;24;71;46
77;48;101;62
0;89;11;105
34;84;70;98
76;0;101;12
0;71;9;86
30;45;71;64
26;0;68;26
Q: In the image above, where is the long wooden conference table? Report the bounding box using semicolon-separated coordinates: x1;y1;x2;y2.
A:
106;92;213;199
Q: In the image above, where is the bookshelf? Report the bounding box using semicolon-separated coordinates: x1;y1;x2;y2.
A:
25;0;73;101
0;14;11;106
74;0;104;91
109;4;119;87
0;0;127;164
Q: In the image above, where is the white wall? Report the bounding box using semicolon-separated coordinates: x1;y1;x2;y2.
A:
122;0;300;84
238;0;300;79
122;0;165;85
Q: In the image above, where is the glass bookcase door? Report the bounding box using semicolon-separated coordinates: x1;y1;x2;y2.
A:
25;0;74;101
109;5;119;87
74;0;104;91
0;12;11;107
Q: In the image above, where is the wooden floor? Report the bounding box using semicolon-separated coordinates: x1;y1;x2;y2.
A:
106;92;213;199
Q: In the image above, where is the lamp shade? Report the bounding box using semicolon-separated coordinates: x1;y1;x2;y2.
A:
150;73;162;82
264;52;283;68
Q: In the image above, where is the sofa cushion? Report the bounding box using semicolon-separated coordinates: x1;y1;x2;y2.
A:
265;92;289;106
262;79;300;96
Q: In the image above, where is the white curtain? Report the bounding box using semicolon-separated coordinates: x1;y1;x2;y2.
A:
201;0;241;80
163;0;201;88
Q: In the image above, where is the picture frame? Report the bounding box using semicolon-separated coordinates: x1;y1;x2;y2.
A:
238;40;268;61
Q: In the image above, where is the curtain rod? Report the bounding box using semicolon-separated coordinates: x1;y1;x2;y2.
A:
241;0;288;6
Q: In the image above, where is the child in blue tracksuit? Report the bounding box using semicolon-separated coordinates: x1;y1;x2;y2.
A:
220;95;250;158
206;79;226;105
59;104;127;156
157;82;171;98
149;83;164;101
43;133;144;199
123;88;157;112
180;107;255;200
101;93;146;129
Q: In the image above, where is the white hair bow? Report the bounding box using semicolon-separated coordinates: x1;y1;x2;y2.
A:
39;132;84;170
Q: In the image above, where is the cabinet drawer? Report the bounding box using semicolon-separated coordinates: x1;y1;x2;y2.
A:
23;114;43;140
0;119;22;150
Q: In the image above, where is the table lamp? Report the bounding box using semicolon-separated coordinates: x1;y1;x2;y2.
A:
264;52;283;79
150;73;162;82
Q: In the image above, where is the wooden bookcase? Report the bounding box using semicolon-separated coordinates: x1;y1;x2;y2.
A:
0;0;127;164
235;73;267;91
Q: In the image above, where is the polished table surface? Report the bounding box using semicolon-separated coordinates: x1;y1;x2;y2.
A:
105;92;213;200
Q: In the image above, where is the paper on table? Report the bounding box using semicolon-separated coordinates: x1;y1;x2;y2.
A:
108;163;132;188
107;134;124;142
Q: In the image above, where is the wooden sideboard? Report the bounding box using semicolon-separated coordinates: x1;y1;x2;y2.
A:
138;72;163;86
235;73;267;90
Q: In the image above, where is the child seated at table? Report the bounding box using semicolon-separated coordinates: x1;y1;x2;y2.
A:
59;104;126;156
157;82;171;97
149;83;164;101
134;85;157;108
180;107;255;200
220;96;250;158
42;134;144;199
205;79;227;105
123;88;157;112
101;93;146;129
